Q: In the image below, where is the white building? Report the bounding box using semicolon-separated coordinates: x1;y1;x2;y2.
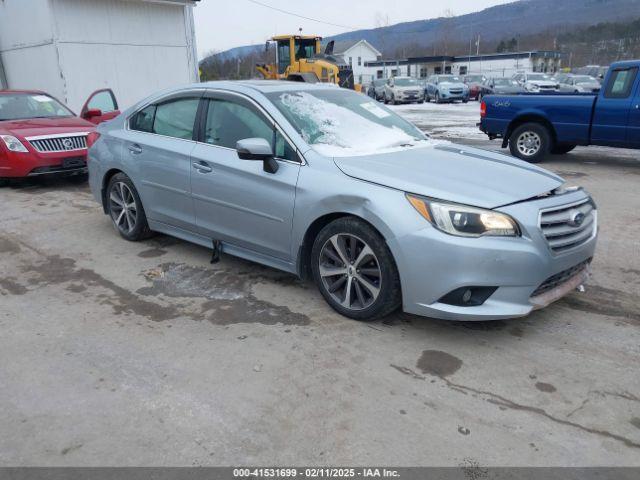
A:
0;0;200;111
363;51;565;81
330;40;382;85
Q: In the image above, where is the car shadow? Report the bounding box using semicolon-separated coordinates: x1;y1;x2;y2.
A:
3;174;89;194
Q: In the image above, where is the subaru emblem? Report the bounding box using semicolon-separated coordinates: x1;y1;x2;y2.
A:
568;211;585;227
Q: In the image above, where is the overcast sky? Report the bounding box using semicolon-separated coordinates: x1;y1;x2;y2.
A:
193;0;514;58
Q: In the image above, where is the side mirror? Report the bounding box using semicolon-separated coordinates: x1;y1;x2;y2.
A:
236;138;279;174
83;108;102;120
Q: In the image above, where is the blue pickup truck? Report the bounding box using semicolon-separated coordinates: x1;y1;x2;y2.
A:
479;60;640;162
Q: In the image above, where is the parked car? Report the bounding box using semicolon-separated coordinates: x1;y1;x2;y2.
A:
512;72;559;93
425;75;470;103
368;79;386;101
89;81;597;322
555;74;601;93
480;60;640;162
383;77;424;104
463;74;487;100
478;77;526;100
573;65;609;84
0;89;119;185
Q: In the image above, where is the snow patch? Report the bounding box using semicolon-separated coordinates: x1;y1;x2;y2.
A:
279;92;443;157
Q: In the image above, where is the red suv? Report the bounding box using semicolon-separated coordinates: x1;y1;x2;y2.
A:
0;89;119;185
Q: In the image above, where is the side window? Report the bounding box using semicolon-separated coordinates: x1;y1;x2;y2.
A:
604;68;638;99
87;90;117;113
153;98;199;140
205;99;298;162
130;105;156;133
275;130;297;161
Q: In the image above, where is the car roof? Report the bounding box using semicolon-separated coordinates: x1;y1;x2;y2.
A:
199;80;342;94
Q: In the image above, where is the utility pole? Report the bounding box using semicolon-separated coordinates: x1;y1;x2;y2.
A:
237;58;241;78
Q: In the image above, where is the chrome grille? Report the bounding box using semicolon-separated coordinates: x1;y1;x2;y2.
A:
27;133;88;153
539;198;596;253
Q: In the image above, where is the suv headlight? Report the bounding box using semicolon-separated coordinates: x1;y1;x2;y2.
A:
1;135;29;153
406;194;520;237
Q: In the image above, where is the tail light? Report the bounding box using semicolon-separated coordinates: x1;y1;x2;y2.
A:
480;101;487;118
86;132;101;149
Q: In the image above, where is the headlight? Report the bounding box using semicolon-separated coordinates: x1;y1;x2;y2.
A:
1;135;29;153
406;194;520;237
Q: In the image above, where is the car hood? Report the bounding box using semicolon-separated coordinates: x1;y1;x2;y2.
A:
576;82;600;90
394;86;421;92
439;82;465;88
527;80;557;87
0;116;94;138
333;143;564;209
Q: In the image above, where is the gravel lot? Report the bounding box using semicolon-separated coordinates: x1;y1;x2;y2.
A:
1;102;639;466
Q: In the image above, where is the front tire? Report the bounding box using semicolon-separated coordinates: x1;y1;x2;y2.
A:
311;217;401;321
106;173;153;241
509;123;552;163
435;91;441;104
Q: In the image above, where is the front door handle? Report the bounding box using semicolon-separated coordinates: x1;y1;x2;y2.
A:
192;161;213;173
128;144;142;154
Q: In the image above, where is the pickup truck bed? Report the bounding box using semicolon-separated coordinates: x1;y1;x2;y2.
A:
479;60;640;162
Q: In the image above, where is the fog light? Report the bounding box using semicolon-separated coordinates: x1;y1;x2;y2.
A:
462;289;472;303
438;286;498;307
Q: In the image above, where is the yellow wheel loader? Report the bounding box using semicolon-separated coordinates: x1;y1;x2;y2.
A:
256;35;359;90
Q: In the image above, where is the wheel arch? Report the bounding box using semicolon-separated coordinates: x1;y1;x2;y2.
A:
504;114;557;149
100;168;126;214
296;211;395;281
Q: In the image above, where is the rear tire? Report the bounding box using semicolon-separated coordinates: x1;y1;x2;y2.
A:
0;178;9;187
552;144;576;155
509;122;552;163
106;173;153;241
311;217;401;321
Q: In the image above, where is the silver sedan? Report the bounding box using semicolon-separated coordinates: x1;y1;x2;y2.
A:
88;81;597;321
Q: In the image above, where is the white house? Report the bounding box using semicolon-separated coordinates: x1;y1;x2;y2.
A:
330;40;382;85
0;0;200;111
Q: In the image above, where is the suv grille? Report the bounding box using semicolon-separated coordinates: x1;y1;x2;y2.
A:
539;198;596;253
28;134;88;153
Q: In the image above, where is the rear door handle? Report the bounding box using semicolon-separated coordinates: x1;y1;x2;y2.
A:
128;144;142;154
192;161;213;173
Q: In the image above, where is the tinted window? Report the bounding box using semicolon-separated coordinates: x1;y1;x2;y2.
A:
130;105;156;133
153;98;199;139
205;99;297;161
604;68;638;99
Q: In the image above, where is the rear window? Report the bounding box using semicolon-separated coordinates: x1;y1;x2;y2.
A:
604;68;638;99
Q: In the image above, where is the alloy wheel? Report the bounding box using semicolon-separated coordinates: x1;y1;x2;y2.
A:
318;233;382;311
516;131;542;157
109;182;138;234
